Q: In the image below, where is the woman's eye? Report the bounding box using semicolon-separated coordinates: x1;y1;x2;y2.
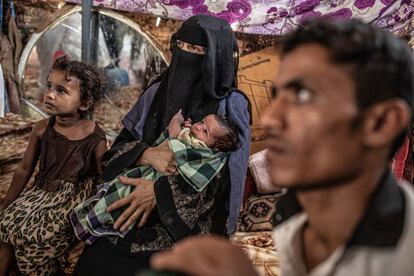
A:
297;88;312;103
57;88;65;94
194;46;205;54
46;84;51;89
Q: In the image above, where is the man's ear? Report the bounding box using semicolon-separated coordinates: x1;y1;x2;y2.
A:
362;99;411;148
79;97;93;112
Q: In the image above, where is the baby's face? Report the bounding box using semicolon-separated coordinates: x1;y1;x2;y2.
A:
190;115;223;147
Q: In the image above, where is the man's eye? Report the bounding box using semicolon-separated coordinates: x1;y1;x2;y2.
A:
297;88;312;103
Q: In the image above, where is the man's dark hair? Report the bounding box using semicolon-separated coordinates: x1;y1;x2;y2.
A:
213;115;239;152
281;18;414;156
51;57;107;116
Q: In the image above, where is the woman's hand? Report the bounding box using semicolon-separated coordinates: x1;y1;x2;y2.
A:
139;140;177;175
107;176;157;231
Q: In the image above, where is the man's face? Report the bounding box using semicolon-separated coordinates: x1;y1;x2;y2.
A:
261;44;365;189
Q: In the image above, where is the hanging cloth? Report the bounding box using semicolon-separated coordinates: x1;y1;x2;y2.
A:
0;3;22;113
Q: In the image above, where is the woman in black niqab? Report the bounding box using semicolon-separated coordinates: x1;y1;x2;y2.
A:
142;15;238;143
75;15;251;276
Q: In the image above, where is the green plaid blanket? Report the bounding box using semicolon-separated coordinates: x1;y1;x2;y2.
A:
70;129;228;244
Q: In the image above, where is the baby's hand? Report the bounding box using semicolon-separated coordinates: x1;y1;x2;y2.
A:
171;110;184;125
184;118;192;128
169;110;185;137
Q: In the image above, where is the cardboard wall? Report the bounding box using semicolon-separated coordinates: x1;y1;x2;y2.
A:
237;47;280;154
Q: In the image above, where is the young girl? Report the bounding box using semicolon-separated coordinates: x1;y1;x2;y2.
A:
0;58;107;275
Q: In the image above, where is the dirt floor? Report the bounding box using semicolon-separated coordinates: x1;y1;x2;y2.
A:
0;114;35;199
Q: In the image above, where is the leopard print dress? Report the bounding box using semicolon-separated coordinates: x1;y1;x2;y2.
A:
0;117;105;275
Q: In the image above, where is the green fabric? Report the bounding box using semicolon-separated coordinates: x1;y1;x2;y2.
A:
71;128;228;242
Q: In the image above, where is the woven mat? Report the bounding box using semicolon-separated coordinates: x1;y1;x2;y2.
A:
231;231;279;276
0;113;34;137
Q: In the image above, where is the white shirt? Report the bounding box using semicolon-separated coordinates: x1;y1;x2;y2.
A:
274;175;414;276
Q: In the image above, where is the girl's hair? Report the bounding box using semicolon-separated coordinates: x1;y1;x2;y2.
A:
51;57;106;116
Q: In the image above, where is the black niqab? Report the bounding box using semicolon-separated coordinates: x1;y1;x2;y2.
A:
142;15;238;144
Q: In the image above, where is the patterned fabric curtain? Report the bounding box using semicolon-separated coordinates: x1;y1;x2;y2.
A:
65;0;413;36
392;134;413;183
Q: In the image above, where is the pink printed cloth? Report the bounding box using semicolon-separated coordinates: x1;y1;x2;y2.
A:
392;134;413;184
65;0;413;36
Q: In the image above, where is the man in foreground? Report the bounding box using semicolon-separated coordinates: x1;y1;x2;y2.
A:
151;18;414;276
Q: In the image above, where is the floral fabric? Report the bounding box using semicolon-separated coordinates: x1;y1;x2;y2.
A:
65;0;413;36
392;135;413;183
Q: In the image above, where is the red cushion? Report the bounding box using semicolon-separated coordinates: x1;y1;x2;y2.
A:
243;169;257;205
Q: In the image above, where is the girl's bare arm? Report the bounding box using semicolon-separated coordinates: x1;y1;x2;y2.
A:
0;119;47;208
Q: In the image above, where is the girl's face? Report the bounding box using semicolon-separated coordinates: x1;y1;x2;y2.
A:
44;70;84;117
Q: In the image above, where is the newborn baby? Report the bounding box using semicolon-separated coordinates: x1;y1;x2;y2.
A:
169;109;238;151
